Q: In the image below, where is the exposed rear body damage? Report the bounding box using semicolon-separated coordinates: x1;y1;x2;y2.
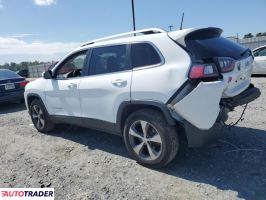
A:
169;81;225;130
167;27;260;133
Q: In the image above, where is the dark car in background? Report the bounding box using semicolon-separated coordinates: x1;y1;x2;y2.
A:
16;69;29;78
0;69;28;103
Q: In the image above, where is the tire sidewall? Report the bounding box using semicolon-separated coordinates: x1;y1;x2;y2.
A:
30;99;48;132
123;112;170;166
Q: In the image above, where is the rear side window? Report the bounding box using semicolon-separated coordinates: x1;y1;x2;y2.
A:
89;45;128;75
0;69;20;80
185;36;246;60
131;43;161;68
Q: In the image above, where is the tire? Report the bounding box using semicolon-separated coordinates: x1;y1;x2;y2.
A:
123;109;179;168
30;99;55;133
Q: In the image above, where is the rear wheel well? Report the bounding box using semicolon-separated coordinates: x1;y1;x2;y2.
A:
119;104;172;132
119;103;188;150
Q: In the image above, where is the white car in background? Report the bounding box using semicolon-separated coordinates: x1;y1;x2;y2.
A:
253;45;266;74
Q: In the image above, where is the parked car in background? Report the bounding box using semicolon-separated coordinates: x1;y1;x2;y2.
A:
252;45;266;75
0;69;28;103
16;69;29;78
25;27;260;167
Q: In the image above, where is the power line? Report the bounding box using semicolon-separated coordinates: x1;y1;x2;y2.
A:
131;0;136;35
180;12;184;30
168;25;173;31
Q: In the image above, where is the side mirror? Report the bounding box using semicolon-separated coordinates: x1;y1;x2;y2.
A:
43;70;53;79
253;52;259;57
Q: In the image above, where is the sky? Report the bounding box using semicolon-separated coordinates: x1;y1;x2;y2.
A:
0;0;265;64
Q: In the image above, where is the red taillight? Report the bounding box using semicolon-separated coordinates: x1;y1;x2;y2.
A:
19;81;29;87
189;63;218;79
216;57;235;72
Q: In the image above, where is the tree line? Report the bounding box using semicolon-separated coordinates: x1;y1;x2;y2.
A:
0;61;45;72
243;32;266;39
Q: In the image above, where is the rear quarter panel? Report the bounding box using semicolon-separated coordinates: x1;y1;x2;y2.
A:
131;36;191;103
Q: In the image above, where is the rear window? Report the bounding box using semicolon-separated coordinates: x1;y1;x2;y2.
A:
0;69;20;80
185;36;246;60
131;43;161;68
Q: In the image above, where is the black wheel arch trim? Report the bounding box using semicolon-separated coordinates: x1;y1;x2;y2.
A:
117;100;177;130
26;93;48;113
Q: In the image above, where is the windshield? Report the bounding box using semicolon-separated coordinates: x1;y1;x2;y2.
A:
0;69;20;80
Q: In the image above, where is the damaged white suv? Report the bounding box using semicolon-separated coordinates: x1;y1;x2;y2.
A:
25;27;261;167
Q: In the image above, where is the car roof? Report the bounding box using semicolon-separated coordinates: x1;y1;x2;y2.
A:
0;69;12;72
52;27;215;70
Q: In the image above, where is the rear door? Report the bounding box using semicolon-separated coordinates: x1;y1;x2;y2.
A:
79;44;131;124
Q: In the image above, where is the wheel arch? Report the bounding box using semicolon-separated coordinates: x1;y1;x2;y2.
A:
26;93;45;110
117;101;176;133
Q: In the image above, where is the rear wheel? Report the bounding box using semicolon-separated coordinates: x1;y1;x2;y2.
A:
30;99;54;133
123;109;179;168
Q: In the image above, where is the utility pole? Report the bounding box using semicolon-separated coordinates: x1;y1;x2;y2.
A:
180;12;184;30
168;25;173;32
131;0;136;35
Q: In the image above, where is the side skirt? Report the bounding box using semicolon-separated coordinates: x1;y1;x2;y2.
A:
49;115;122;136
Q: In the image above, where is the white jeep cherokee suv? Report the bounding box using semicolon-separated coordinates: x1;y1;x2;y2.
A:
25;27;260;168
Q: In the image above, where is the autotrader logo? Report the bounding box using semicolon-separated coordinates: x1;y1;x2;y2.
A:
0;188;54;200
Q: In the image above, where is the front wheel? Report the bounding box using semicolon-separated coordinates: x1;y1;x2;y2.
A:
123;109;179;168
30;99;54;133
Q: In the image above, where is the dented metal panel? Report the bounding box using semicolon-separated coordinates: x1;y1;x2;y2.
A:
171;81;226;130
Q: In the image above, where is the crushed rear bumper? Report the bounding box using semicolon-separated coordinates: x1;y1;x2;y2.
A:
221;83;261;109
168;82;260;147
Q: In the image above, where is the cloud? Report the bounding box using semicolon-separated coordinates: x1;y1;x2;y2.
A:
33;0;56;6
9;34;35;39
0;0;3;8
0;37;80;55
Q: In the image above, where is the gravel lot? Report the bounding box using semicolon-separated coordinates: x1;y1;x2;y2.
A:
0;77;266;200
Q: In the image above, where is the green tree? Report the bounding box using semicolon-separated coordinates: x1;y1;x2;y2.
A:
243;33;254;39
0;61;46;71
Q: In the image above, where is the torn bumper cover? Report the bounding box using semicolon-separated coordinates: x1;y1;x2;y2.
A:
168;81;261;147
170;81;226;130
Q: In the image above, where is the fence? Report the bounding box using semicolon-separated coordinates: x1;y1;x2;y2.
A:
228;36;266;50
28;63;52;78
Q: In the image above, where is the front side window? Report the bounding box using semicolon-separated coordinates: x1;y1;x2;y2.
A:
89;45;128;75
254;47;266;57
131;43;161;68
56;51;87;78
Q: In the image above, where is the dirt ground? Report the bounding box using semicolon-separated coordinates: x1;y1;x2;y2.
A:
0;77;266;200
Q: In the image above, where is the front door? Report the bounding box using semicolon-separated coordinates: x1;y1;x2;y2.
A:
45;50;88;116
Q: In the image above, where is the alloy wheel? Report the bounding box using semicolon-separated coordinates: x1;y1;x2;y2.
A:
31;104;45;130
128;120;162;161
